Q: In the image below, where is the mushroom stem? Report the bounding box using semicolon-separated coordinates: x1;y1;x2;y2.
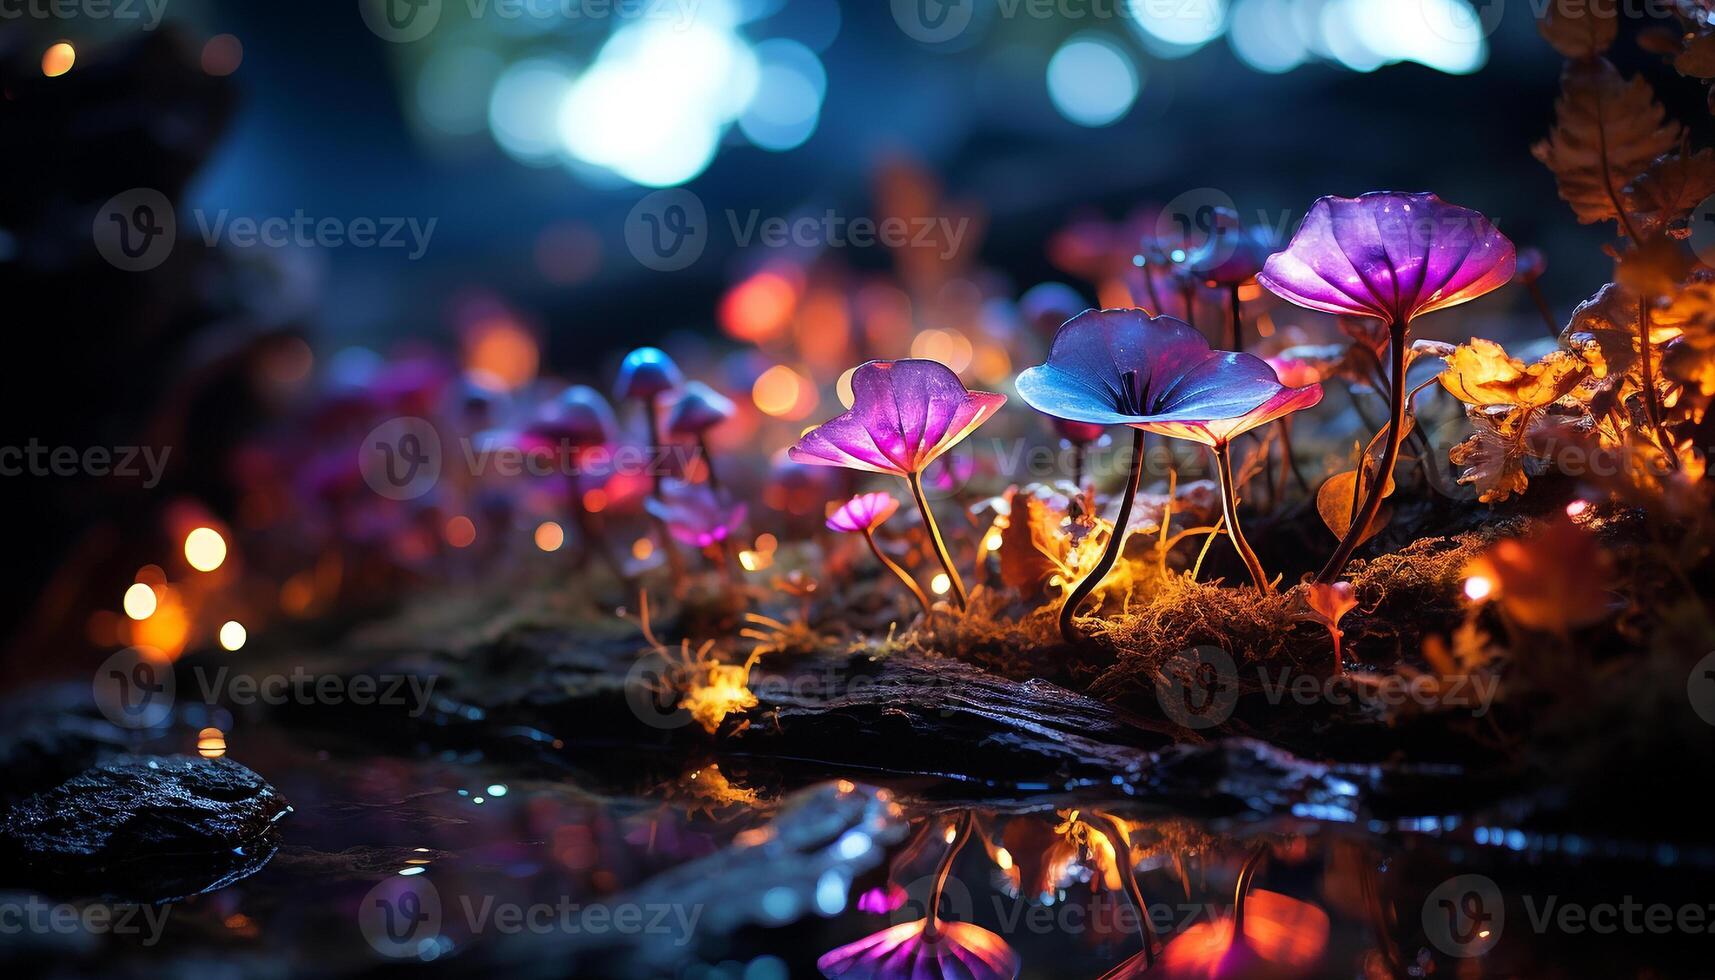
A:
696;433;721;493
1228;282;1244;352
642;397;684;585
1278;417;1310;494
1098;813;1158;967
1317;321;1409;584
863;526;933;618
1214;440;1271;594
1073;443;1087;504
924;812;972;942
907;469;968;611
1060;428;1145;643
1231;846;1269;937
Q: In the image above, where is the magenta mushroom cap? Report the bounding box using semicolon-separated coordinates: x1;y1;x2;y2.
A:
787;359;1007;477
816;920;1020;980
665;381;737;437
614;346;685;401
1257;191;1516;327
644;480;746;548
826;491;901;534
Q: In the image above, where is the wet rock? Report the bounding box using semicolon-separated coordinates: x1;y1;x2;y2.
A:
0;755;291;902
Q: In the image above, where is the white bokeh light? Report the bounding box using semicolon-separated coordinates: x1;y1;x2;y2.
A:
1229;0;1308;74
739;39;827;152
1128;0;1227;50
557;10;759;186
1047;35;1140;128
489;59;577;165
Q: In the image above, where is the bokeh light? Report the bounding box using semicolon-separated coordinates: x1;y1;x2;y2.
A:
201;34;244;77
42;42;74;78
490;58;578;165
739;39;827;152
185;527;228;572
1047;36;1139;128
123;582;158;621
219;620;248;651
558;4;758;186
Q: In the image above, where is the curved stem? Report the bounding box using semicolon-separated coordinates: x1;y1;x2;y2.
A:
1230;846;1268;937
1214;441;1270;594
1317;322;1410;584
1060;429;1146;643
863;527;932;617
1098;813;1157;966
907;469;967;611
925;812;972;941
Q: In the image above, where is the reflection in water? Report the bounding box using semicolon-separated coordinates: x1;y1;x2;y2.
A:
71;724;1715;978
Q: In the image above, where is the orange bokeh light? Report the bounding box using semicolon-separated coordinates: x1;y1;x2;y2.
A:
721;272;798;343
463;317;539;391
752;364;817;420
445;515;477;548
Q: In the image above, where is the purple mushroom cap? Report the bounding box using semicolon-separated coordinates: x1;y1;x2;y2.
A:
1257;191;1516;327
665;381;737;437
1015;309;1322;447
788;359;1006;476
644;480;747;548
529;384;617;449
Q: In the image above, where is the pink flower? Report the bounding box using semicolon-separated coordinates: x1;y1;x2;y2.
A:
826;492;901;534
788;360;1007;477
